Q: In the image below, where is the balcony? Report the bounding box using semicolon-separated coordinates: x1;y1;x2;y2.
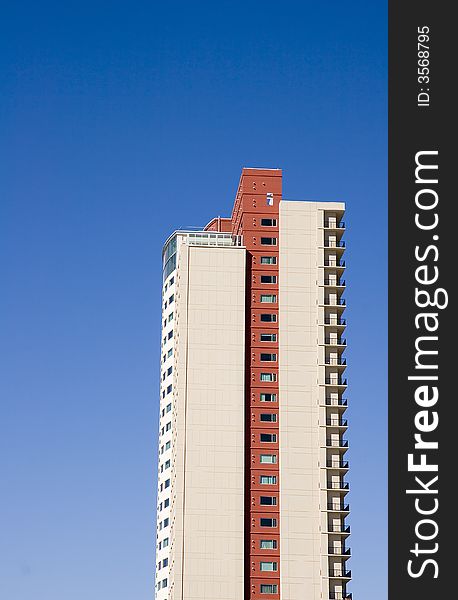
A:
324;298;346;306
325;358;347;366
324;318;346;326
328;546;351;556
329;593;352;600
327;480;349;490
325;338;347;347
327;503;350;512
324;279;346;287
324;240;346;248
325;438;349;448
329;570;352;579
326;418;348;427
325;398;348;406
324;260;346;268
328;524;351;534
324;378;347;386
324;220;345;229
326;460;349;469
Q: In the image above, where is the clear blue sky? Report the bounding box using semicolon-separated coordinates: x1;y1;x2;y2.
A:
0;2;387;599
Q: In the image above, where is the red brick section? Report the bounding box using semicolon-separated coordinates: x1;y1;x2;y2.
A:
231;168;282;600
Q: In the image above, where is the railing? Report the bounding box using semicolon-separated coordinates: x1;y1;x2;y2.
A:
327;481;350;490
329;570;352;578
325;338;347;345
329;592;352;600
326;460;349;468
324;279;346;286
328;524;351;534
186;232;243;247
326;438;349;447
325;358;347;366
324;260;346;267
325;240;346;248
324;221;345;229
324;318;346;325
327;503;350;511
324;298;346;306
328;546;351;555
325;378;348;386
325;398;348;406
326;418;348;427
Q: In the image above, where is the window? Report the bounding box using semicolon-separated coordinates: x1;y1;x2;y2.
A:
260;433;277;443
260;393;277;402
260;454;277;464
260;518;277;527
164;479;170;488
266;193;274;206
162;558;168;567
261;275;277;284
168;312;174;321
260;313;277;322
260;561;278;571
167;385;172;394
260;294;277;303
165;422;171;431
167;366;173;376
260;413;277;422
163;537;169;547
260;237;277;245
167;330;173;339
260;353;277;362
167;348;173;357
165;459;170;469
164;498;169;508
261;584;278;594
261;256;277;265
162;578;168;588
260;333;277;342
165;441;171;450
169;294;174;304
260;496;277;506
166;403;172;412
163;518;169;527
260;539;277;550
261;218;277;227
260;372;277;382
169;276;174;285
260;475;277;484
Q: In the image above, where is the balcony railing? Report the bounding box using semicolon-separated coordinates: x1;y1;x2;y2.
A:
324;260;346;267
324;279;346;286
329;592;352;600
325;338;347;345
326;438;349;447
324;298;346;306
325;398;348;406
329;570;352;578
324;221;345;229
328;524;351;534
325;358;347;366
325;240;346;248
327;480;350;490
327;503;350;511
326;460;349;468
326;418;348;427
324;318;346;325
328;546;351;555
324;378;348;386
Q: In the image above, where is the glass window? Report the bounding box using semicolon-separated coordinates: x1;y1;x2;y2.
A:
162;578;168;588
163;518;169;527
167;366;173;375
261;584;278;594
260;475;277;484
260;333;277;342
167;385;172;394
260;413;277;422
163;558;168;567
260;539;277;550
261;275;277;284
260;313;277;322
260;237;277;245
168;313;174;321
260;433;277;443
169;276;174;285
165;422;171;431
260;294;277;303
260;373;276;382
164;479;170;488
261;256;277;265
169;294;174;304
260;393;277;402
260;218;277;226
167;348;173;357
260;496;277;505
260;518;277;527
266;193;274;206
260;454;277;464
163;537;169;547
260;561;278;571
260;353;277;362
167;330;173;339
164;498;169;508
165;441;171;450
166;403;172;412
165;459;170;469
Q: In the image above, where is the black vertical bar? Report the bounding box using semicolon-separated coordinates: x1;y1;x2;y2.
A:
389;2;453;598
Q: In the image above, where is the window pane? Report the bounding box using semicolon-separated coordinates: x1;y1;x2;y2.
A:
260;454;277;464
261;256;277;264
260;413;277;422
261;584;278;593
260;475;277;484
260;540;277;549
260;314;277;322
260;294;277;303
260;372;276;382
260;561;278;571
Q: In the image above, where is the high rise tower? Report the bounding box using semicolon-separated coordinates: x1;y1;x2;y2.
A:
155;169;351;600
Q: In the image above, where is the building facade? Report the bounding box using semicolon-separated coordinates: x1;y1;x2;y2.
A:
155;168;351;600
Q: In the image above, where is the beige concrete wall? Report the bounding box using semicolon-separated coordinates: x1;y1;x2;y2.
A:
170;243;246;600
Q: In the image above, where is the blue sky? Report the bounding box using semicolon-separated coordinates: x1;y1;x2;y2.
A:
0;2;387;599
